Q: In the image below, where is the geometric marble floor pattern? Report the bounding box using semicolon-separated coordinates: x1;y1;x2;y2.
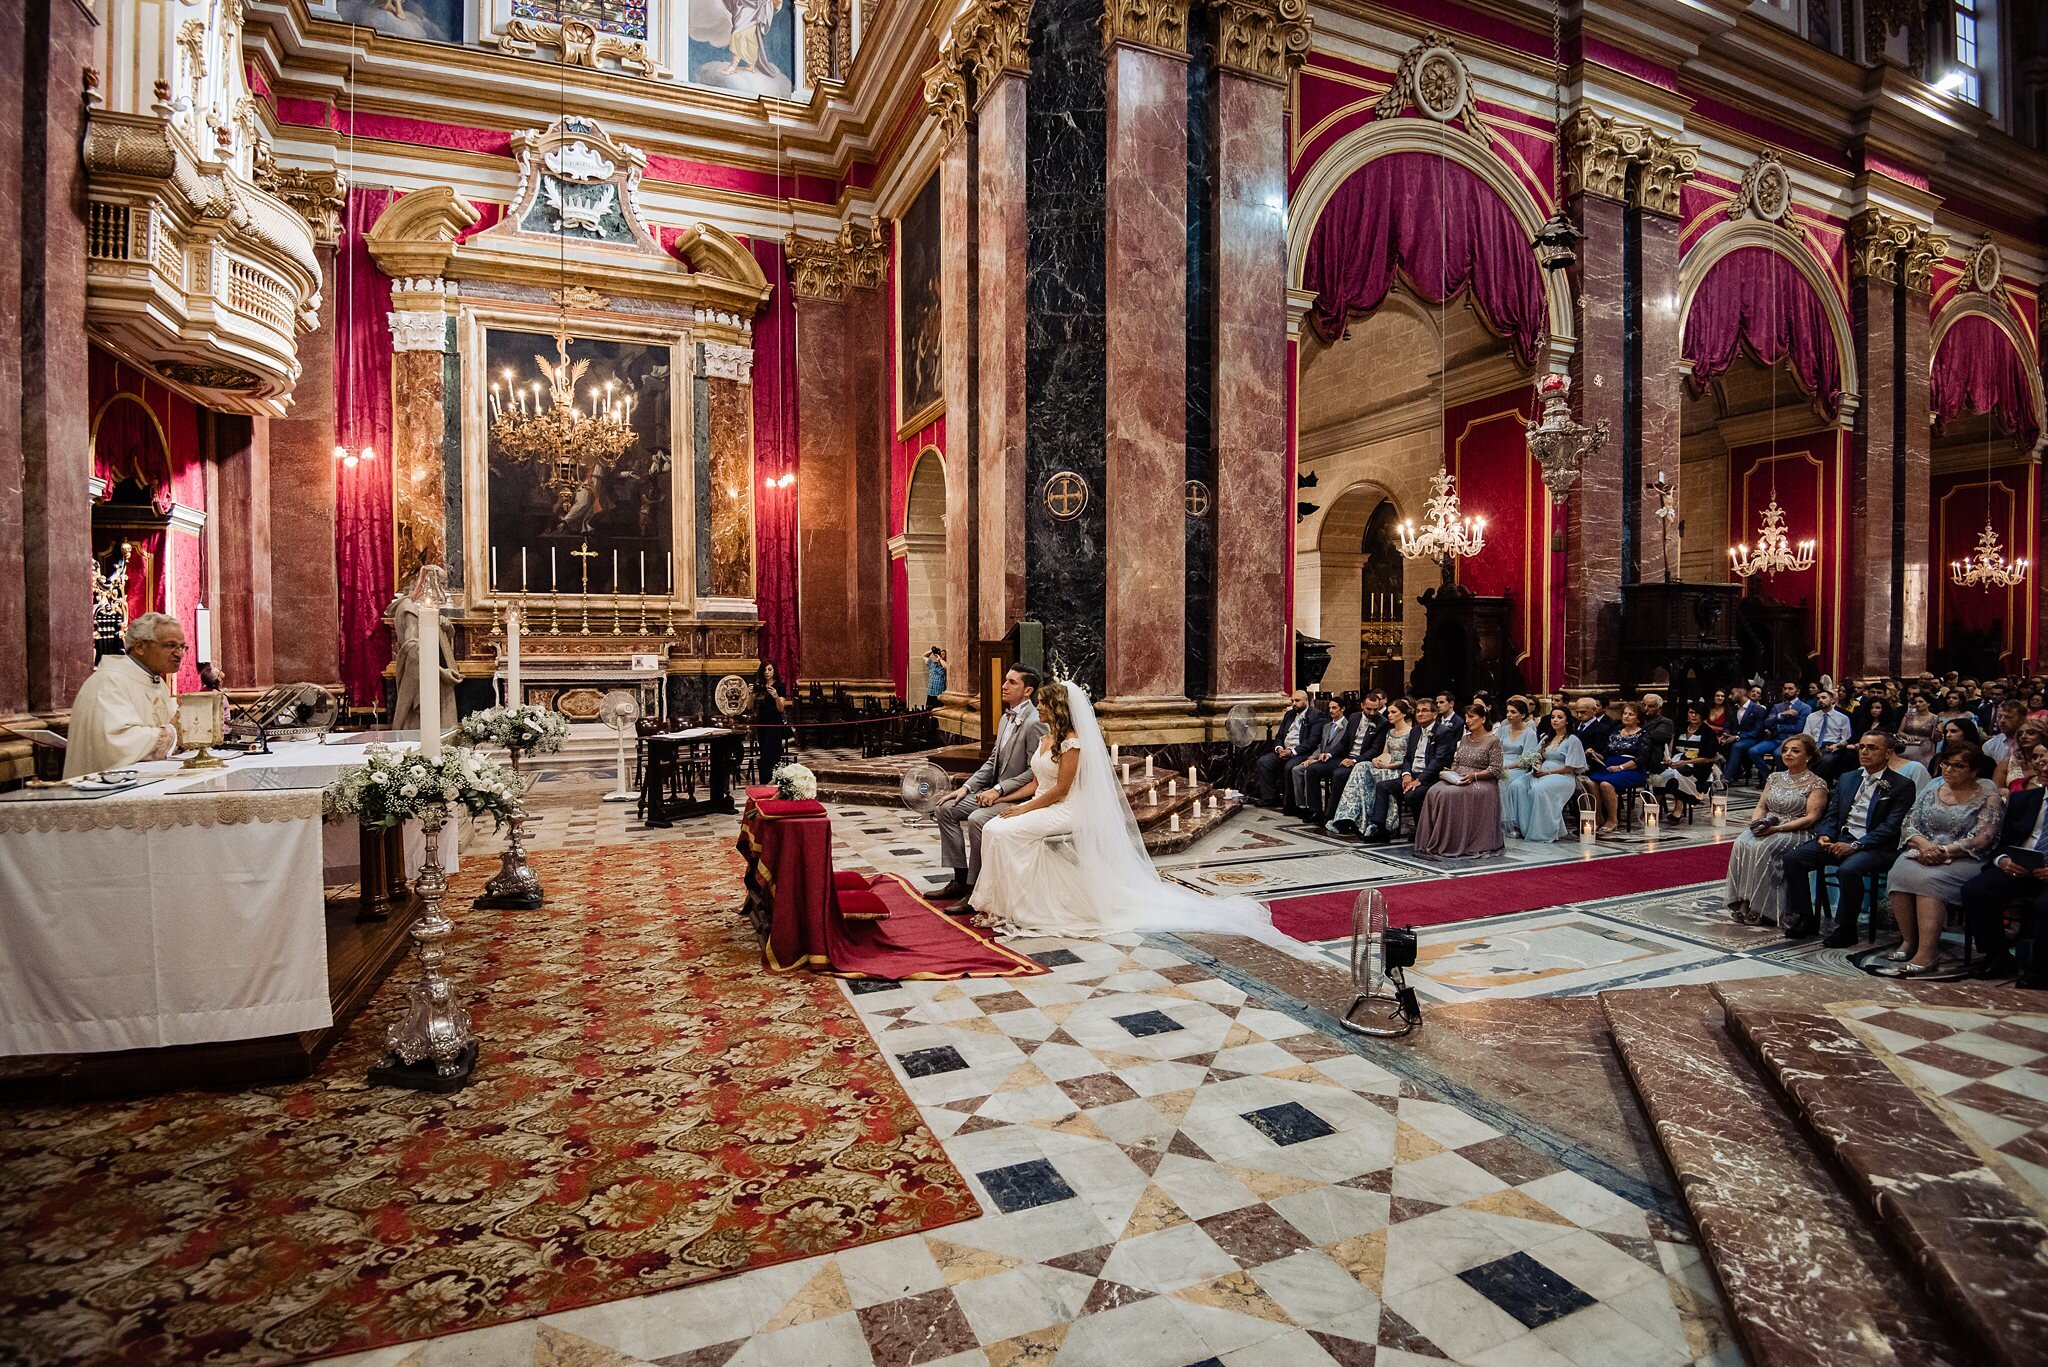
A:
327;934;1739;1367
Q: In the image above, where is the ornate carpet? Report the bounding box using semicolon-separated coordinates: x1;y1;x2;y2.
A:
0;839;978;1366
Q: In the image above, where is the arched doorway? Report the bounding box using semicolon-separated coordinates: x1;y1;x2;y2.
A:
902;448;948;704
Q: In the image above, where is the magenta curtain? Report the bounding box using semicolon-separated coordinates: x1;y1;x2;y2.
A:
90;397;174;512
1933;313;2040;452
335;187;398;709
1682;246;1842;419
1302;152;1548;367
750;237;801;687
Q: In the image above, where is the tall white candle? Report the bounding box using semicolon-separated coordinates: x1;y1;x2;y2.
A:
667;552;674;593
418;602;442;759
195;604;212;664
507;605;522;700
1144;755;1154;778
1188;765;1197;785
613;549;620;591
491;547;499;590
639;550;647;594
521;547;528;592
551;547;558;591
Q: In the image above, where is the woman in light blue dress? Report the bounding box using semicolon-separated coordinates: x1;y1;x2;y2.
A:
1330;699;1414;832
1509;704;1588;842
1493;696;1542;838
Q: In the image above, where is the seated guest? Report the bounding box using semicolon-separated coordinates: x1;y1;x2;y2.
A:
2030;690;2048;722
1363;696;1457;841
1330;699;1411;834
1779;732;1915;944
1933;716;1983;766
1725;734;1829;926
1571;696;1615;770
1898;692;1940;767
1289;695;1354;815
1983;699;2027;770
1888;751;1933;792
1493;695;1542;831
1414;703;1506;857
1303;691;1386;824
1801;689;1855;782
1506;703;1587;842
1996;717;2048;791
1638;693;1677;767
1656;701;1720;805
1955;743;2048;986
64;611;185;777
1253;689;1323;806
1751;682;1813;776
1883;744;2002;974
1719;684;1769;785
1849;682;1900;739
1587;703;1661;833
1704;688;1730;736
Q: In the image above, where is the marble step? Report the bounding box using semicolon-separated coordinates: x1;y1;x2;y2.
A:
1600;984;1970;1367
1720;987;2048;1367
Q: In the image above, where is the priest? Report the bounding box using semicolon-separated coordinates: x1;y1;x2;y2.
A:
64;612;184;777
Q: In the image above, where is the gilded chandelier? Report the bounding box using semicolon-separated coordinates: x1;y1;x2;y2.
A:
488;328;636;494
1398;470;1487;563
1728;499;1815;578
1951;521;2027;590
1524;373;1607;504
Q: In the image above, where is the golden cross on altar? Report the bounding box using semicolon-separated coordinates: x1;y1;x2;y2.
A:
570;540;598;595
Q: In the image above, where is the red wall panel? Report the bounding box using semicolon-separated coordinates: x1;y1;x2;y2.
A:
1932;464;2037;672
1726;429;1844;678
1446;384;1556;692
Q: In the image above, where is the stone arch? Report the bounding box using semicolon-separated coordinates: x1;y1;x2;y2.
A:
1931;294;2046;458
1287;119;1577;370
1678;220;1861;426
901;447;949;704
1301;478;1412;694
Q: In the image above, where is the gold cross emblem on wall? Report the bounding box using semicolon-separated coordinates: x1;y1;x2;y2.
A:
1043;471;1089;521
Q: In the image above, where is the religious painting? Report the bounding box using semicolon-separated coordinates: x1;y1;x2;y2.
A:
336;0;461;44
482;327;676;597
686;0;796;98
896;172;943;433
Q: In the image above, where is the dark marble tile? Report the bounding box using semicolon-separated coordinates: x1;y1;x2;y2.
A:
1458;1135;1564;1187
896;1045;969;1078
855;1286;978;1367
1241;1101;1336;1146
1114;1010;1185;1038
1376;1306;1449;1357
1895;1040;2009;1080
849;978;904;995
977;1158;1077;1213
1458;1251;1597;1330
1197;1204;1314;1266
888;848;923;856
1060;1072;1142;1108
1030;948;1083;967
1307;1327;1382;1365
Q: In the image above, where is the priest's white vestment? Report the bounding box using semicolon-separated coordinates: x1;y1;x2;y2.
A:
63;654;178;777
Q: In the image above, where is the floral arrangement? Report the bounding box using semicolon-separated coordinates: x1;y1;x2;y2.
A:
323;744;522;830
457;703;569;754
1513;750;1547;772
772;761;818;801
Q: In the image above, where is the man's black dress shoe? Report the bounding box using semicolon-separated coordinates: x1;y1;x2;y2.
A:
1782;918;1817;938
1821;924;1859;949
1966;953;2017;979
931;879;971;903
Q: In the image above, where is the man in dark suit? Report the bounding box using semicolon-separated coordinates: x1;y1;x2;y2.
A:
1719;685;1771;785
1316;690;1390;827
1253;689;1325;807
1955;743;2048;986
1287;695;1353;814
1363;696;1457;841
1780;732;1916;943
1570;697;1614;769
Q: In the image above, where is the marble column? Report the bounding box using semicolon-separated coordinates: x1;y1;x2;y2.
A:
388;280;451;590
1565;185;1626;688
928;55;979;694
268;244;343;684
975;64;1030;646
212;413;275;686
1204;0;1302;704
1102;8;1190;706
1628;134;1696;585
0;0;27;716
19;0;95;712
700;338;757;602
1899;261;1933;676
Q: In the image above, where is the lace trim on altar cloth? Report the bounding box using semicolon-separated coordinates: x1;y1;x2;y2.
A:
0;789;325;835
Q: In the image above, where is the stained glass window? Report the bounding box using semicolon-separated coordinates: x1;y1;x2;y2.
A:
511;0;649;40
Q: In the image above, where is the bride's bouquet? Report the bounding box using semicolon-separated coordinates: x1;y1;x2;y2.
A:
772;761;818;800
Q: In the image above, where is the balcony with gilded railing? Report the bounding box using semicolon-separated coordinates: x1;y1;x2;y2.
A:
83;112;327;418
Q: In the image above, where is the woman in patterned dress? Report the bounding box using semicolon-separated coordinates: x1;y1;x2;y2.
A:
1898;692;1940;768
1329;698;1413;833
1885;745;2003;975
1414;703;1507;858
1725;734;1828;926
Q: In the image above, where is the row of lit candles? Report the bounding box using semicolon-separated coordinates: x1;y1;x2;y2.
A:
488;545;674;594
488;373;636;424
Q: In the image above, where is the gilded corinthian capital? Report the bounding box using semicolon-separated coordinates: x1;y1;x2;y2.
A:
922;53;971;142
1101;0;1192;54
1207;0;1311;83
1561;107;1647;203
785;218;888;300
1629;133;1698;217
953;0;1033;97
1849;208;1922;285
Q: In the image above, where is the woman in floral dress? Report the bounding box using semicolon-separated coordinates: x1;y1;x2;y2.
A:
1725;734;1828;926
1330;699;1413;833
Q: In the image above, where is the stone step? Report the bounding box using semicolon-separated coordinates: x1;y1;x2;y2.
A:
1599;983;1969;1367
1718;982;2048;1367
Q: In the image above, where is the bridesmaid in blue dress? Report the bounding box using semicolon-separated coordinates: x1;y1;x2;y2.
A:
1510;704;1588;842
1493;696;1543;838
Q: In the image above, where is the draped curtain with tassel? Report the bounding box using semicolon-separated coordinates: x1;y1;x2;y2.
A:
1932;313;2040;453
335;187;399;710
749;237;800;686
1681;246;1843;419
1300;152;1548;367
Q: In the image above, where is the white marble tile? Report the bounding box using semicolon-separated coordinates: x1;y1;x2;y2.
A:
1382;1270;1532;1359
1266;1185;1392;1246
1533;1301;1690;1367
1098;1223;1241;1293
1248;1247;1380;1325
948;1262;1094;1343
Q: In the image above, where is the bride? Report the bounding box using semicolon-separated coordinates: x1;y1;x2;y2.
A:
971;680;1276;940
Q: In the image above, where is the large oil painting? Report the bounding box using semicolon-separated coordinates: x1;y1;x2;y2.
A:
687;0;796;98
483;327;676;597
896;171;943;432
337;0;462;44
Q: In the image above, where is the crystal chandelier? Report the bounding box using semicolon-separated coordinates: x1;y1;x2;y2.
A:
1399;469;1487;563
1524;373;1607;503
488;328;637;495
1728;499;1814;578
1951;521;2027;589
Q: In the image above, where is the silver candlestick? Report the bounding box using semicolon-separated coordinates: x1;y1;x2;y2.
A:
474;744;544;910
370;803;478;1090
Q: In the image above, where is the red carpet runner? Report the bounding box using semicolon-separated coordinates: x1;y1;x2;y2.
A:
1270;840;1735;941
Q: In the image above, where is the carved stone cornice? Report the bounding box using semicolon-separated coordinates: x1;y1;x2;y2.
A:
1629;132;1699;218
387;309;448;353
952;0;1033;100
251;143;347;244
922;54;971;142
1100;0;1191;56
1849;207;1947;289
1561;107;1649;203
364;185;483;281
701;339;755;384
1208;0;1311;84
785;217;887;300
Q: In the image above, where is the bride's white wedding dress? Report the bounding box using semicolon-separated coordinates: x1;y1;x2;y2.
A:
973;682;1275;941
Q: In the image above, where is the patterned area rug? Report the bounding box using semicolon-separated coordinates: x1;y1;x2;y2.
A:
0;840;977;1366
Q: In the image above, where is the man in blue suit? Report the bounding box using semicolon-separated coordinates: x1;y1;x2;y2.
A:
1745;681;1812;778
1362;696;1458;841
1718;684;1770;786
1780;731;1916;944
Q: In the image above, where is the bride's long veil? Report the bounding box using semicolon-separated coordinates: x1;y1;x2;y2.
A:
1061;681;1276;939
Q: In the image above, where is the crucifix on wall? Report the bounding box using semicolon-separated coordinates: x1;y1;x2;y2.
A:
1649;470;1678;583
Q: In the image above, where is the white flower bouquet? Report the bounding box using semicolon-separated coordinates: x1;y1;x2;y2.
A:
323;744;523;830
457;703;569;755
772;761;818;801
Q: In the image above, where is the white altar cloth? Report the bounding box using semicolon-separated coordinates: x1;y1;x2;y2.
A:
0;787;331;1055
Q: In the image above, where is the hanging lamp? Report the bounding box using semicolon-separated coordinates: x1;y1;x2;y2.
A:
1728;246;1816;579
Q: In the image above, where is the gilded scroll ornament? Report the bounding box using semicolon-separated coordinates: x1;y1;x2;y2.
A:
1100;0;1192;55
785;218;887;300
922;56;971;142
1560;107;1645;203
1374;32;1486;139
953;0;1033;95
1728;152;1793;223
1629;133;1698;218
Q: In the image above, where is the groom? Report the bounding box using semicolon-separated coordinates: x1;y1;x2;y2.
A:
932;666;1047;903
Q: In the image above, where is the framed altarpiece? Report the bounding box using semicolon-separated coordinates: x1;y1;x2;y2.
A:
368;115;773;719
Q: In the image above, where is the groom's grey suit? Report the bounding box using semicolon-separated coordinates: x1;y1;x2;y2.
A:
936;697;1049;884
